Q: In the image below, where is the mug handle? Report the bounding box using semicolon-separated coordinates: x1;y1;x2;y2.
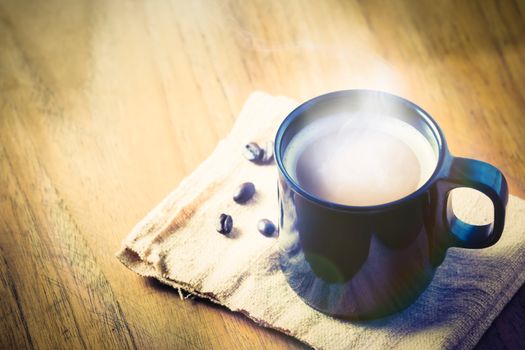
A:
439;157;508;248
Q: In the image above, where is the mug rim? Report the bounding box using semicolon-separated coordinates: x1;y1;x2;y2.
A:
274;89;447;212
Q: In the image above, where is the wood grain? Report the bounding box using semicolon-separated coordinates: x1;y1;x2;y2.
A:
0;0;524;349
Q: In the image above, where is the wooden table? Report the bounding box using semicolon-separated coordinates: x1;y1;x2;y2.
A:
1;0;524;349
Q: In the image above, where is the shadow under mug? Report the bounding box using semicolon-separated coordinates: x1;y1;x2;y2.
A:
274;90;508;319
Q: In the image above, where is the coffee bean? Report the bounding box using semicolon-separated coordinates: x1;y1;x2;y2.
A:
257;219;276;237
243;142;263;162
216;213;233;235
233;182;256;204
261;141;274;164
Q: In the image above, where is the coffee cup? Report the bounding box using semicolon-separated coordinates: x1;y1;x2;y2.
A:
274;90;508;319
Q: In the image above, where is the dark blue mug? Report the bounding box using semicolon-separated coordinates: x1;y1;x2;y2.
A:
274;90;508;319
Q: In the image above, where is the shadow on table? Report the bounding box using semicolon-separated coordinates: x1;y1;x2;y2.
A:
144;277;312;349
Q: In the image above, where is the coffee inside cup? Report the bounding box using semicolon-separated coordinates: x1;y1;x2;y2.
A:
283;113;438;206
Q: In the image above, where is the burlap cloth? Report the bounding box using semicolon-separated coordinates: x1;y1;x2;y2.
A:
117;92;525;350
